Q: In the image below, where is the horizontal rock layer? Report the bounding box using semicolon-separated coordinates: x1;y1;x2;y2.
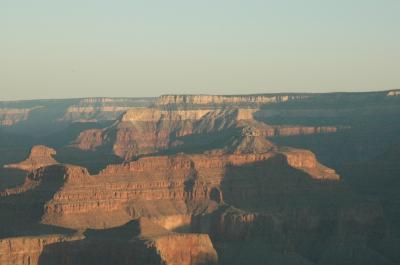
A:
36;150;338;229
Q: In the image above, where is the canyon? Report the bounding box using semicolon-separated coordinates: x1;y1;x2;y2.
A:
0;90;399;265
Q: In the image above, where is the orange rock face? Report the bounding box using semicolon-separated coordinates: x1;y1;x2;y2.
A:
34;149;338;230
74;107;342;160
151;234;218;265
4;145;58;172
279;148;339;180
75;129;105;150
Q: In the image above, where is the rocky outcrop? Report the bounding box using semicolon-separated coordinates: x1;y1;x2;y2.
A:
280;148;338;180
36;149;338;229
75;129;106;150
0;164;87;197
4;145;58;172
150;233;218;265
75;108;259;159
74;107;343;160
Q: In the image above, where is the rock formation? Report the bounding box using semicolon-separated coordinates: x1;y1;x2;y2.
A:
4;145;58;172
29;148;337;230
1;91;399;265
74;107;343;160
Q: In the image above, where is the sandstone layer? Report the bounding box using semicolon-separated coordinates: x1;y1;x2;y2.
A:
35;149;338;230
75;107;342;160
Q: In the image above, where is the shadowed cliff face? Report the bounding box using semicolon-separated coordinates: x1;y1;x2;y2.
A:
256;91;400;167
220;155;340;210
0;165;75;238
36;219;218;265
0;91;399;265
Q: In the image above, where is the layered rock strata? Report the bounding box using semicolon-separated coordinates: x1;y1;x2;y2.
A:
75;107;342;160
36;149;338;229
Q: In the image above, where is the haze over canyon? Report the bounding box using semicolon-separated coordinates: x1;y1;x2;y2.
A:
0;90;399;265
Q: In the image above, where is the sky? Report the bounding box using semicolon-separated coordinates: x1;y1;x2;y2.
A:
1;0;399;100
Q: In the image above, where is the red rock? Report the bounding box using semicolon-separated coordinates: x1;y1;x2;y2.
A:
4;145;58;172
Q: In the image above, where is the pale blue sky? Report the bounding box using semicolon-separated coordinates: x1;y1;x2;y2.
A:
1;0;399;100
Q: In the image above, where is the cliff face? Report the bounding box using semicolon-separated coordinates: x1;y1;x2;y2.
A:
75;107;343;160
75;129;105;151
38;149;338;230
280;148;338;180
152;233;218;265
75;108;255;159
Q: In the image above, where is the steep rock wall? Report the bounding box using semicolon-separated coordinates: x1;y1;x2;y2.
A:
39;151;338;229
